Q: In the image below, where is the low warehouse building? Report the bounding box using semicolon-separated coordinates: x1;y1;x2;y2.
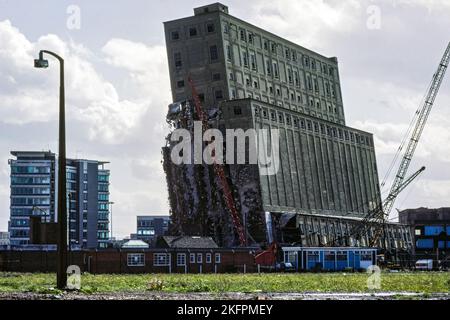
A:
282;247;377;271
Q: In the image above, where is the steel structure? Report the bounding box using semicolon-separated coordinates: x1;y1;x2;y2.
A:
187;77;247;246
383;42;450;217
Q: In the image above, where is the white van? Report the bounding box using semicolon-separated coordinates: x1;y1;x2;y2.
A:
415;259;433;271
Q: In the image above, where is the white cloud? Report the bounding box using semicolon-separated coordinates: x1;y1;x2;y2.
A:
240;0;362;51
0;19;170;145
0;19;172;237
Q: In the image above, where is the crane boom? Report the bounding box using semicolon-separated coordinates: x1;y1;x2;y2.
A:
369;166;426;247
187;76;247;246
384;42;450;217
328;166;425;247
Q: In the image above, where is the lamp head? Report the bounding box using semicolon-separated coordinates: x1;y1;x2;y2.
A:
34;58;49;68
34;51;48;68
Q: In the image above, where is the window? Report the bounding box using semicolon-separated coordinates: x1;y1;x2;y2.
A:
177;80;185;88
248;33;254;44
206;253;212;263
197;253;203;263
240;29;246;41
212;73;221;81
416;239;434;249
177;253;186;266
424;226;445;236
215;90;223;100
243;52;249;67
273;62;279;78
266;60;272;75
223;23;229;34
215;253;221;264
250;54;257;71
206;23;215;33
210;45;218;61
127;253;145;267
263;40;269;50
189;27;197;37
190;253;195;263
153;253;170;266
174;52;182;68
226;45;232;61
229;72;234;81
307;76;312;91
171;31;179;40
294;71;299;87
271;42;277;53
287;69;293;84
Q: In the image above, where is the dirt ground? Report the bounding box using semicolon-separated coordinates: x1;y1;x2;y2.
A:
0;291;448;300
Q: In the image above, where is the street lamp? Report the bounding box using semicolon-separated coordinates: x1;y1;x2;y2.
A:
34;50;67;290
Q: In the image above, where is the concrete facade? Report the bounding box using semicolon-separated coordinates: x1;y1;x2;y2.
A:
162;3;410;250
219;99;381;217
165;3;344;125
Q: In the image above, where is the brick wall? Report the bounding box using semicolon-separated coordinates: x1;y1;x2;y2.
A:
0;248;257;274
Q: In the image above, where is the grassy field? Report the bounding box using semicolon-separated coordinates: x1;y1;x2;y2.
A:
0;272;448;295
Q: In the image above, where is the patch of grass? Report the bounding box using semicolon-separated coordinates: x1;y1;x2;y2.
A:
0;272;448;295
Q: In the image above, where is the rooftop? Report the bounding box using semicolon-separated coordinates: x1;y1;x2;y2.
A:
159;236;218;249
121;240;150;249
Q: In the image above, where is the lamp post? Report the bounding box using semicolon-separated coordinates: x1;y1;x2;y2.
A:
34;50;67;289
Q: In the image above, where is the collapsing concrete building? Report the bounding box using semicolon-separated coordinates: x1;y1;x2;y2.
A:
162;3;413;251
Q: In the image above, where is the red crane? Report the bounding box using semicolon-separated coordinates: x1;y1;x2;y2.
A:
187;76;247;246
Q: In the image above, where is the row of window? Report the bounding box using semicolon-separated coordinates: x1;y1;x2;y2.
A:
232;68;337;102
127;253;222;267
11;197;50;206
11;187;50;196
415;225;449;236
98;174;110;182
170;22;216;42
11;176;50;185
249;106;372;147
226;45;337;96
137;229;155;236
223;21;335;77
11;166;51;174
416;239;450;249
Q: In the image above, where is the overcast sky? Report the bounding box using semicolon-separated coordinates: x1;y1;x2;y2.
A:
0;0;449;238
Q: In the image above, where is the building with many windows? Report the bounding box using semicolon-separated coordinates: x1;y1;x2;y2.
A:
8;151;111;248
399;207;450;260
162;3;412;250
0;232;9;246
135;215;170;245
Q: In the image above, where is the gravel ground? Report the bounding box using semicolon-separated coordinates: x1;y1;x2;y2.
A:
0;291;448;300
